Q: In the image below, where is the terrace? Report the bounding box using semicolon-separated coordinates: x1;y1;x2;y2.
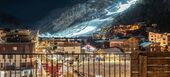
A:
0;52;169;77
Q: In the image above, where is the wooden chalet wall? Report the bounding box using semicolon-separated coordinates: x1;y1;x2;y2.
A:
131;52;170;77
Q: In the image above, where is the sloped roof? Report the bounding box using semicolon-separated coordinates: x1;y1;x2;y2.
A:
96;48;123;54
82;44;97;51
140;42;152;47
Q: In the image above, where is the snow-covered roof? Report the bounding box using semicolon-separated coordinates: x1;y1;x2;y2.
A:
140;42;152;47
82;44;97;51
95;40;107;43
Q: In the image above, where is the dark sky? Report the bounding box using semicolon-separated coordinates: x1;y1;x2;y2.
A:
0;0;86;24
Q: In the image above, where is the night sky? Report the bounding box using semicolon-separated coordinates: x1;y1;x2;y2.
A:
0;0;86;24
0;0;170;32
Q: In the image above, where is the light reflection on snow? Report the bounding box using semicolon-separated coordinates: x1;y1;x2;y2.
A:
116;0;137;13
40;0;139;38
72;26;96;36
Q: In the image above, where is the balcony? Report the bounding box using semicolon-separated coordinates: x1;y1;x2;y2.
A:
0;53;131;77
0;52;169;77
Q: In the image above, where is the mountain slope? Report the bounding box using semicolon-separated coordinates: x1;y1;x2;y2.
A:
38;0;139;37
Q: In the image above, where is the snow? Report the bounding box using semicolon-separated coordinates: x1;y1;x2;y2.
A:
39;0;139;38
140;42;152;47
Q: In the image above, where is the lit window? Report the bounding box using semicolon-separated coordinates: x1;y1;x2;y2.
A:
13;47;17;51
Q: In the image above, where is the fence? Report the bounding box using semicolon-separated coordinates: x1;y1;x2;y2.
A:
131;52;170;77
0;52;169;77
0;53;130;77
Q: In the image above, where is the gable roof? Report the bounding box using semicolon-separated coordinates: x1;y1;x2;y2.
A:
82;44;97;51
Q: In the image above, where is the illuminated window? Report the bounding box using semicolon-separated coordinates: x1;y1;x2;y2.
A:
13;47;17;51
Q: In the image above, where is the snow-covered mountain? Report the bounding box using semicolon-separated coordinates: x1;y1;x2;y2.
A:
38;0;139;37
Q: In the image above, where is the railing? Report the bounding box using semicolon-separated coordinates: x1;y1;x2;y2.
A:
0;53;130;77
131;52;170;77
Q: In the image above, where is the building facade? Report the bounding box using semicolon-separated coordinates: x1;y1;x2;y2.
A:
149;32;170;52
57;42;81;53
0;29;35;77
108;37;140;52
149;32;170;46
0;29;6;42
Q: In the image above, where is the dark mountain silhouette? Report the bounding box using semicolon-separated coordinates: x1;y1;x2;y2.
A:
0;12;29;29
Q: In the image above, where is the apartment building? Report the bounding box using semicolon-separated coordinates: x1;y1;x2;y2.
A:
0;29;35;77
149;32;170;51
149;32;170;46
